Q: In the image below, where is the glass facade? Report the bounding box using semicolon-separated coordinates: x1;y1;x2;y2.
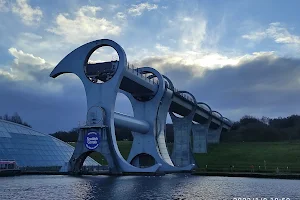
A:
0;119;99;170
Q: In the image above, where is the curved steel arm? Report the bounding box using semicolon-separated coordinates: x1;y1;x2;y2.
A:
136;67;165;100
212;110;222;118
197;102;212;124
162;75;174;91
212;110;223;129
50;39;127;82
197;102;212;113
147;74;174;91
176;90;197;105
222;117;232;127
170;91;197;120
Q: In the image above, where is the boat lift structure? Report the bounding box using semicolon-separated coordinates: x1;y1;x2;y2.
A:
50;39;232;174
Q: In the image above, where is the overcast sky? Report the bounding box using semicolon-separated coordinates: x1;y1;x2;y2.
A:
1;0;300;134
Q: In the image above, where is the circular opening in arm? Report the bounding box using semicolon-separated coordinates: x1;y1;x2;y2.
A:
84;46;119;84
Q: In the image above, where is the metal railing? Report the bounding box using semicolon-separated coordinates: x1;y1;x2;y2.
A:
196;163;300;173
126;63;194;103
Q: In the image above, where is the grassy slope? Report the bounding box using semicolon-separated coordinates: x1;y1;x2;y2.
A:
70;141;300;172
195;142;300;172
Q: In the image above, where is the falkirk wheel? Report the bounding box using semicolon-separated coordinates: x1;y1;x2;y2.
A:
50;39;232;174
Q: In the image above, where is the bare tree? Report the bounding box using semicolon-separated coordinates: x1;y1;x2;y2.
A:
3;114;9;120
11;112;22;124
261;116;270;125
1;112;31;128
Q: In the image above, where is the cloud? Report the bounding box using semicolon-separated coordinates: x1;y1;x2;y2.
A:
2;1;300;133
0;47;52;82
0;46;132;133
132;46;260;75
115;12;126;21
47;6;121;44
12;0;43;26
13;32;70;66
19;32;43;40
78;5;102;16
189;55;300;120
242;31;267;41
242;22;300;45
128;2;158;16
8;48;46;66
0;47;84;133
108;4;119;11
182;17;193;22
0;0;8;12
0;69;15;80
157;14;207;52
180;17;207;50
1;45;300;133
0;75;85;133
135;52;300;121
155;43;170;52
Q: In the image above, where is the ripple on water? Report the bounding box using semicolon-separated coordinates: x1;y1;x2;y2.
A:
0;175;299;200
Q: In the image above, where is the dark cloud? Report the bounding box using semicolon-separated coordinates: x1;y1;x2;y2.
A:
192;56;300;117
0;73;87;134
0;68;134;134
144;55;300;121
1;53;300;133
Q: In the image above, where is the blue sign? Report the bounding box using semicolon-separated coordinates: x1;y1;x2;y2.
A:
85;131;100;150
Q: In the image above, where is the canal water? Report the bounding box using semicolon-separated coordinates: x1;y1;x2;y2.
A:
0;174;299;200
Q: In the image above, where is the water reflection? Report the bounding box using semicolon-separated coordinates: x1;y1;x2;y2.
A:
0;174;299;200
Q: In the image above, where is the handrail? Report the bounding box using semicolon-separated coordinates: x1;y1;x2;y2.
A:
123;62;231;127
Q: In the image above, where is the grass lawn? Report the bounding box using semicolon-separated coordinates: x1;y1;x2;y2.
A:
194;142;300;172
69;141;300;173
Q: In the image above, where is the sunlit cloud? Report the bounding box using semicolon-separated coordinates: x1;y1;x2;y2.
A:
12;0;43;26
47;6;121;44
1;0;300;132
128;2;158;16
0;0;8;12
242;22;300;45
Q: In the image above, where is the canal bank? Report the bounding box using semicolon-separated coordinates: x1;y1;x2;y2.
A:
19;171;166;176
192;171;300;180
16;171;300;180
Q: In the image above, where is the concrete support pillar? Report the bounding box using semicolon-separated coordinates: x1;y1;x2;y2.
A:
169;91;197;167
192;124;209;153
192;102;212;153
207;111;224;144
68;127;116;174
